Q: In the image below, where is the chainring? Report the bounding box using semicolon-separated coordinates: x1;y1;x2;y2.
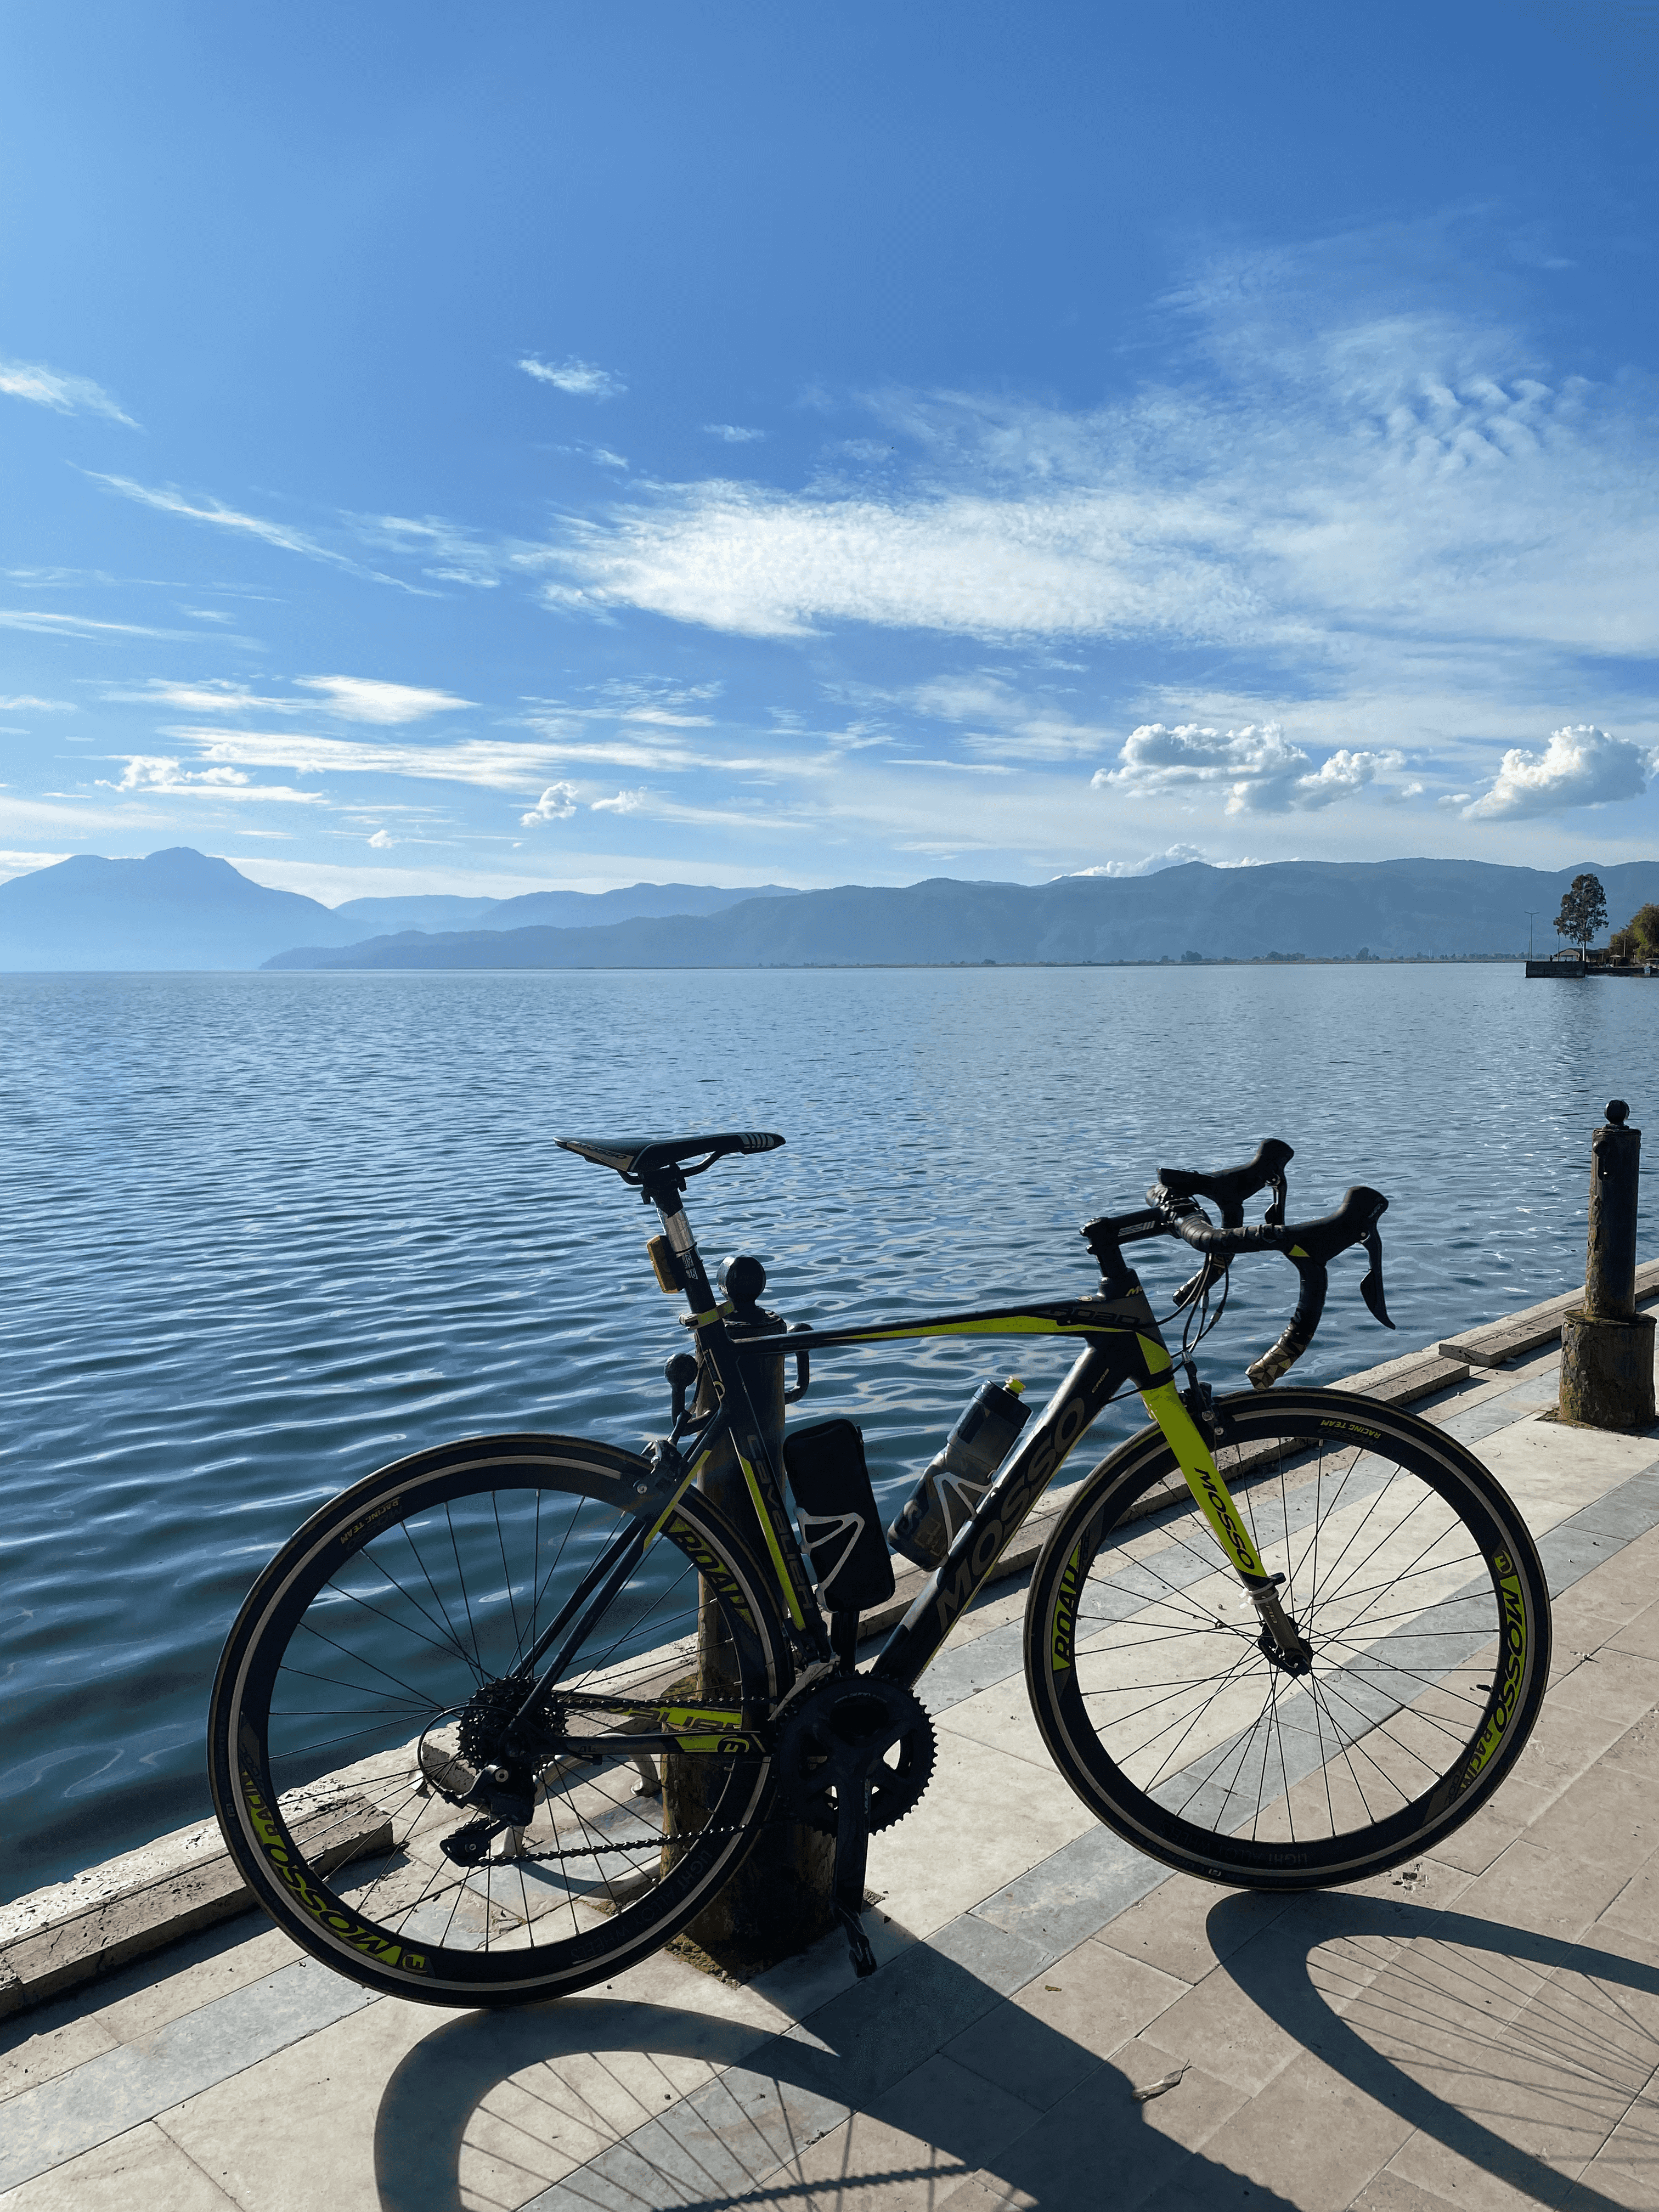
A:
775;1675;936;1837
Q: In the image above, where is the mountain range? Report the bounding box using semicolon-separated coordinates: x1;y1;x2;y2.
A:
3;847;1655;972
0;849;798;970
267;857;1659;972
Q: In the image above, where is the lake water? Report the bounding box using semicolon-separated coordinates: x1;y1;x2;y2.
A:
4;962;1657;1893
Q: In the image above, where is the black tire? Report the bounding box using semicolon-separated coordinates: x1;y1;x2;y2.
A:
208;1434;792;2006
1023;1388;1551;1891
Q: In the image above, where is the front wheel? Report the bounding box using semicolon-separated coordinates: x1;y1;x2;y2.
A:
1023;1388;1551;1891
209;1434;793;2006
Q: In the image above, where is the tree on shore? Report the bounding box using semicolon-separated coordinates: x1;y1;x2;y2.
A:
1556;873;1608;956
1610;900;1659;964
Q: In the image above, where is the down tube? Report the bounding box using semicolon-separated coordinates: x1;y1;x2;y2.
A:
873;1336;1138;1688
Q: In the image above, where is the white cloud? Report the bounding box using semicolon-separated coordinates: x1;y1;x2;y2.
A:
366;828;397;849
0;695;75;711
1092;722;1403;815
0;357;136;426
590;787;648;814
1462;724;1653;819
704;424;766;443
100;756;324;802
529;312;1659;699
1065;843;1211;877
521;782;578;825
0;848;72;881
295;675;473;725
518;356;625;399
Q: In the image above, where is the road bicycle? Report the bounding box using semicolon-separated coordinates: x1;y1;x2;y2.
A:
208;1130;1552;2009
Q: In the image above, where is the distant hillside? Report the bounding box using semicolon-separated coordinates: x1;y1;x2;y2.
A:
266;857;1659;972
330;881;799;938
0;849;352;970
0;851;801;970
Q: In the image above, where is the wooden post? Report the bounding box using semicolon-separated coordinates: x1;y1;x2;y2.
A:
662;1262;834;1975
1560;1101;1657;1429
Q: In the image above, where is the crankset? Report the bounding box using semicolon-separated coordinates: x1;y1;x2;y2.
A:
775;1675;936;1980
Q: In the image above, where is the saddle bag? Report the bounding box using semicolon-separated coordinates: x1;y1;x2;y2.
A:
782;1419;896;1613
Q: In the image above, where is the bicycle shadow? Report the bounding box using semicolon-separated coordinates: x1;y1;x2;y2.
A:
371;1893;1659;2211
1209;1888;1659;2212
371;1929;1305;2212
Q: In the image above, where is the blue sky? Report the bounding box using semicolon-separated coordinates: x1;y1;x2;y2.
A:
3;2;1657;904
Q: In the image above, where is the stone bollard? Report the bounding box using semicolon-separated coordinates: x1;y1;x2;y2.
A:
1559;1099;1657;1430
662;1256;835;1974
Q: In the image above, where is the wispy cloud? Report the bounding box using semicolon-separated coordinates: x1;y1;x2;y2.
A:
295;675;473;724
366;828;397;849
518;355;625;399
0;694;76;712
1462;724;1652;819
590;787;648;814
0;608;194;640
171;726;589;794
85;475;430;591
528;300;1659;746
704;424;766;443
1;357;136;426
351;514;505;589
100;756;325;802
556;442;629;471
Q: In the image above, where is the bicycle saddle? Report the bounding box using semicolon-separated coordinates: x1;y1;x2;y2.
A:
557;1130;785;1185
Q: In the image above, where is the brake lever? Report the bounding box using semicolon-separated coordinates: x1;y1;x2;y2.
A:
1264;1172;1288;1229
1359;1228;1395;1330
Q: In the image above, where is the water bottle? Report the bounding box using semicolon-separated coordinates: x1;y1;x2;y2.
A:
887;1376;1029;1569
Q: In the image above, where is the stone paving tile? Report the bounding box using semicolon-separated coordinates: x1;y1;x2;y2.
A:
1135;2044;1415;2212
967;1818;1169;1962
1521;1760;1659;1876
1562;2090;1659;2210
774;2052;1043;2212
945;2035;1251;2212
860;1727;1097;1940
0;1958;374;2196
153;1994;447;2212
1086;1871;1290;1988
772;1915;1048;2119
0;2011;119;2106
1455;1838;1638;1947
0;2120;240;2212
1350;2172;1472;2212
942;1932;1189;2111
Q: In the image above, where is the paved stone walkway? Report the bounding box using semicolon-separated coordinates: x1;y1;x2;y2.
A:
5;1348;1658;2211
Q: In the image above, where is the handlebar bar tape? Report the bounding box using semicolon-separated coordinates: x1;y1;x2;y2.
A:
1165;1184;1391;1389
1153;1138;1294;1229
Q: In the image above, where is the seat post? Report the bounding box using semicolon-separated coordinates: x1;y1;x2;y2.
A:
648;1182;719;1318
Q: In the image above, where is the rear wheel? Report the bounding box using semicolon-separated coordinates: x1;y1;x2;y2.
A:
1024;1389;1551;1890
209;1434;791;2006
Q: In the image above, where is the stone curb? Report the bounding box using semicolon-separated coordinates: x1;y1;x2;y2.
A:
1437;1259;1659;1367
0;1793;391;2022
5;1260;1640;2018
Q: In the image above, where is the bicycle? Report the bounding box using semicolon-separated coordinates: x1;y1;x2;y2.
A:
208;1130;1552;2009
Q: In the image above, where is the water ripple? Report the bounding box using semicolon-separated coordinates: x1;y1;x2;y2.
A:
2;964;1654;1888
